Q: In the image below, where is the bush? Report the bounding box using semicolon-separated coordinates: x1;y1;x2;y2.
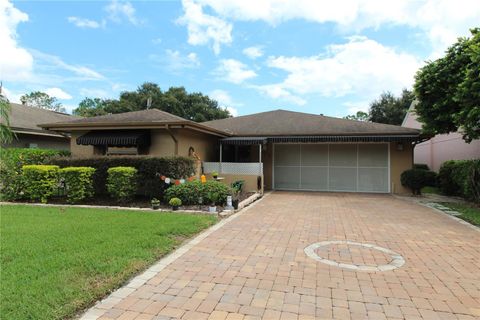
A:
0;148;69;201
413;163;430;171
164;180;231;205
59;167;95;203
48;156;195;198
438;160;480;202
106;167;137;202
22;165;60;203
401;169;437;195
168;197;182;207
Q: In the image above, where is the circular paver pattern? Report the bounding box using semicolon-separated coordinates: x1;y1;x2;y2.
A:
304;240;405;272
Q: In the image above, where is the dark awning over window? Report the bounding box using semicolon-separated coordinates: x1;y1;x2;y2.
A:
76;130;150;147
220;137;268;145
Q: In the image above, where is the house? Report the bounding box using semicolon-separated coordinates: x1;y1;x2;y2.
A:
402;102;480;171
1;103;75;150
40;108;422;194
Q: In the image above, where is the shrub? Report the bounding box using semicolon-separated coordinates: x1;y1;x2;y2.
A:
106;167;137;202
22;165;60;203
59;167;95;203
438;160;480;202
164;180;231;205
0;148;69;201
168;197;182;207
401;169;437;195
48;156;195;197
232;180;245;194
413;163;430;171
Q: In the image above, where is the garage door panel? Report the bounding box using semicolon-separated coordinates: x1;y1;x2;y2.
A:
274;166;300;189
274;144;300;165
329;168;357;191
301;144;328;166
358;144;388;167
329;144;357;167
301;167;328;190
358;168;388;192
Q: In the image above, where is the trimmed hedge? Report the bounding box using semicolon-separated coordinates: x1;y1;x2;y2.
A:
22;165;60;203
401;168;437;195
164;180;231;205
48;156;195;197
60;167;96;203
0;148;69;201
107;167;138;202
413;163;430;171
438;160;480;202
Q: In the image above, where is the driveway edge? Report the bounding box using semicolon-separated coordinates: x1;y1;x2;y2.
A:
79;192;270;320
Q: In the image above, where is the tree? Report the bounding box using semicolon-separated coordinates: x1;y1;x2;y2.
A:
414;28;479;142
368;89;414;125
20;91;66;113
344;111;369;121
73;82;231;121
0;93;14;144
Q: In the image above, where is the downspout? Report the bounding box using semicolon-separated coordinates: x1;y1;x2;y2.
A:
166;125;178;155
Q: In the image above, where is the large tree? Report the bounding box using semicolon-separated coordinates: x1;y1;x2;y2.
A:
343;111;369;121
368;89;414;125
20;91;66;113
74;83;231;121
414;28;479;142
0;93;14;144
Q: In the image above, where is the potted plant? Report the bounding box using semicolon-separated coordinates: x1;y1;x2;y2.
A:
231;180;244;209
151;198;160;210
169;197;182;211
208;192;218;213
211;171;218;180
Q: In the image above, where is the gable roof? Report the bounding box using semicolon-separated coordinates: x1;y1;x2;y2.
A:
40;109;229;137
4;103;78;138
202;109;420;137
401;101;422;130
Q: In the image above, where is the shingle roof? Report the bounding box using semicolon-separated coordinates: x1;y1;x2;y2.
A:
4;103;78;137
202;109;420;136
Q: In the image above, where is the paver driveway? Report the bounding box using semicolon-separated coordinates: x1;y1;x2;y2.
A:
92;192;480;320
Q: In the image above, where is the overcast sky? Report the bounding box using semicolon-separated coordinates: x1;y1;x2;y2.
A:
1;0;479;117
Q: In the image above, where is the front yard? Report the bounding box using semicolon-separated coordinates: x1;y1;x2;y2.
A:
440;202;480;226
0;205;216;320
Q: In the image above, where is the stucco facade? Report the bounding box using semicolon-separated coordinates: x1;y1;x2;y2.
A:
3;133;70;150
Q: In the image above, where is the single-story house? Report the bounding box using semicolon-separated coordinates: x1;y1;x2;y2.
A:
402;102;480;171
2;103;76;150
40;108;422;194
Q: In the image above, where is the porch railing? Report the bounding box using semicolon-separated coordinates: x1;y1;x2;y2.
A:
203;162;263;175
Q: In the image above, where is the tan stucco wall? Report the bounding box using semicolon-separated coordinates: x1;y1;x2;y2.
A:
205;173;262;193
175;129;218;161
70;131;94;157
390;141;414;194
2;133;70;150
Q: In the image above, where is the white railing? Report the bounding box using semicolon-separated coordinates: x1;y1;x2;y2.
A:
203;162;263;175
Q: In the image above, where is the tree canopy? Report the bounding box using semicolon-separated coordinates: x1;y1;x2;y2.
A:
0;93;14;144
414;28;479;142
20;91;66;113
74;83;232;122
343;89;414;125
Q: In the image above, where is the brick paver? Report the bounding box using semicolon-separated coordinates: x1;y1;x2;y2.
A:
90;192;480;319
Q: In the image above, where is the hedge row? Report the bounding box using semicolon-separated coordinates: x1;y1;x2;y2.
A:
164;180;231;205
48;156;195;197
438;160;480;202
0;148;70;201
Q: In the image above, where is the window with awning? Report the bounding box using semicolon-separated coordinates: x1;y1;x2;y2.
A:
76;130;151;148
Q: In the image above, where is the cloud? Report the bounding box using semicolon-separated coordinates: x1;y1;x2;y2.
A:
105;0;140;26
214;59;257;84
180;0;480;55
0;0;33;82
243;46;264;59
150;50;200;73
343;100;371;114
210;89;240;116
253;84;306;106
67;16;104;29
260;36;420;104
45;87;72;100
177;0;232;55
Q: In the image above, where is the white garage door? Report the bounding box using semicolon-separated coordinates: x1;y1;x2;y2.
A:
273;143;389;193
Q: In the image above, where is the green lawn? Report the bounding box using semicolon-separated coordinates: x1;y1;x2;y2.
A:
421;186;442;195
440;202;480;226
0;205;216;320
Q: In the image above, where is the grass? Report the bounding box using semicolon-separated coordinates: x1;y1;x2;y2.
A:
0;205;217;320
421;186;442;195
440;202;480;226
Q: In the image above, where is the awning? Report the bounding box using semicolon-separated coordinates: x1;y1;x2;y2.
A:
220;135;420;145
76;130;150;147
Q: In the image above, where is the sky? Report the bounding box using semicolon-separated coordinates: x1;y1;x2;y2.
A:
1;0;479;117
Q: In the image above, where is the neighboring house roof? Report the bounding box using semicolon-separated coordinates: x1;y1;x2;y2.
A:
401;101;422;130
39;109;230;137
203;109;420;137
4;103;77;138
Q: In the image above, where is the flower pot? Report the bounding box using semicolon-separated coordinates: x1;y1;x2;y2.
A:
232;199;239;210
152;204;160;210
213;175;218;180
209;206;217;213
172;206;179;211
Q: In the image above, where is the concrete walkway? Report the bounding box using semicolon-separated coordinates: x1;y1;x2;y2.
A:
86;192;480;320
